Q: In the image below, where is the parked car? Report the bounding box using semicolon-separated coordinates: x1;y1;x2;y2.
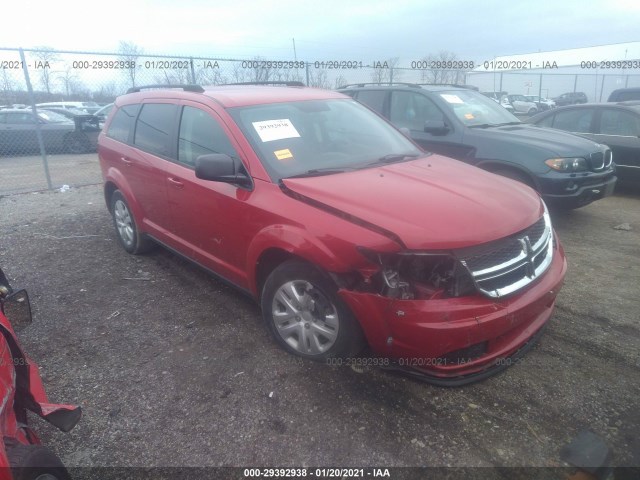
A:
481;92;515;113
0;268;81;480
607;87;640;103
0;109;97;155
338;83;616;209
553;92;588;106
36;101;101;114
93;103;114;125
524;95;556;111
528;103;640;184
99;83;567;385
502;94;539;115
37;106;100;130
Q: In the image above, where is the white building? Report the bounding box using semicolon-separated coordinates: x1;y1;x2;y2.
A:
466;41;640;102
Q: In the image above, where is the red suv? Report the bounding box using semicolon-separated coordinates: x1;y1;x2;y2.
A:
98;83;567;385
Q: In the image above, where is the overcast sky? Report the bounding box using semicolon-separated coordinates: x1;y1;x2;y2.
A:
2;0;640;62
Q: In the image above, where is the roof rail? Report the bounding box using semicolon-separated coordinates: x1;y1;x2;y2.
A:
416;83;479;90
224;81;306;87
126;84;205;94
337;82;421;89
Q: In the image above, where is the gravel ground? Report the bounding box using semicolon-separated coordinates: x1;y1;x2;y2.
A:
0;184;638;472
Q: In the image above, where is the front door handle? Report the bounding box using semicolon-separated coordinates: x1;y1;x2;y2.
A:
120;156;133;166
168;177;184;188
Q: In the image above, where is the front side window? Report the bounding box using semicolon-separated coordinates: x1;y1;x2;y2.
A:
229;99;421;181
6;112;36;124
178;106;239;167
133;103;177;157
599;109;640;136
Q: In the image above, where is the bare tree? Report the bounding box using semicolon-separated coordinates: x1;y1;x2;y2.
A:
93;82;120;103
419;51;466;84
32;47;58;94
118;41;143;88
0;69;16;104
370;57;401;85
196;65;228;86
307;69;331;89
334;74;349;89
57;67;82;97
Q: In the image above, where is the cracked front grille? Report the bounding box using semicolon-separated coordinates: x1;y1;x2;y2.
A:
457;212;554;298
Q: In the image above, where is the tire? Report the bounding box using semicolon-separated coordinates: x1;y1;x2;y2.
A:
261;260;366;361
527;107;538;115
109;190;155;254
492;168;534;188
7;444;71;480
63;133;89;154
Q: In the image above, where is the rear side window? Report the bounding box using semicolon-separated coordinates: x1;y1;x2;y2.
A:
178;106;239;167
354;90;386;114
107;104;140;143
535;114;555;128
133;103;177;157
552;109;593;133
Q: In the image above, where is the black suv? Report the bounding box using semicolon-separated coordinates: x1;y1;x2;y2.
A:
337;83;616;208
608;88;640;102
553;92;588;106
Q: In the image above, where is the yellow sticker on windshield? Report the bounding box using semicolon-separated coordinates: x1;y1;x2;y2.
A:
274;148;293;160
464;113;475;120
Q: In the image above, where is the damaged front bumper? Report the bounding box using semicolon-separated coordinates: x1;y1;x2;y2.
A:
338;239;567;386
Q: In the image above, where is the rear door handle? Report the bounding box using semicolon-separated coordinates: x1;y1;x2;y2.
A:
168;177;184;188
120;156;133;166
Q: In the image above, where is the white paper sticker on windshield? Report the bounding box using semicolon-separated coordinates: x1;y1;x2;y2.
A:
440;94;464;104
252;119;300;142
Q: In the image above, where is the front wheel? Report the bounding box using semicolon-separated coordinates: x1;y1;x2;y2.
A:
261;260;365;361
7;445;71;480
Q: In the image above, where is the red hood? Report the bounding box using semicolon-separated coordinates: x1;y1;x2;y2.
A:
282;155;544;250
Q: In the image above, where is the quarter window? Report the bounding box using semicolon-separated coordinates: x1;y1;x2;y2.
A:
107;104;140;143
354;90;386;114
133;103;177;157
178;106;239;167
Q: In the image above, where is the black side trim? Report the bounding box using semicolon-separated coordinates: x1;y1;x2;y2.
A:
379;325;547;387
279;183;406;249
144;234;255;300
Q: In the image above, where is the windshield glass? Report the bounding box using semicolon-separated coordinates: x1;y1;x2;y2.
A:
37;110;72;123
229;99;422;181
438;89;520;126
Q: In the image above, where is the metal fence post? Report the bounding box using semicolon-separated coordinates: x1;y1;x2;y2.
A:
305;62;310;86
190;57;196;84
19;48;52;190
599;74;606;102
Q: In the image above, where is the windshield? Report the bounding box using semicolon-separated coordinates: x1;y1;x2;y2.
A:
229;99;422;181
37;110;72;123
438;89;520;126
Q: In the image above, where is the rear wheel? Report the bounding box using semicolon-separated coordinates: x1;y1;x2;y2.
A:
110;190;154;254
7;445;71;480
527;107;538;115
261;260;365;361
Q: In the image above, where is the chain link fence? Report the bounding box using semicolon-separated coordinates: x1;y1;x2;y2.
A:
2;47;640;195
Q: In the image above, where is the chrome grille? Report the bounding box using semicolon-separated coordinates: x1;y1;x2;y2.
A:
458;212;554;298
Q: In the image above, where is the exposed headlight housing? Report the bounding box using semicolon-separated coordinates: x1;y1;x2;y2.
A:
356;247;476;300
545;157;588;172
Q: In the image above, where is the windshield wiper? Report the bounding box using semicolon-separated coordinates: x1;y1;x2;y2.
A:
363;152;421;167
283;167;357;179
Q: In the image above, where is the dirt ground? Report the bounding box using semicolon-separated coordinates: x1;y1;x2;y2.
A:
0;183;638;473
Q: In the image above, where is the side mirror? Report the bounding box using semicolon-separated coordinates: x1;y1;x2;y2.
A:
3;289;32;332
195;154;252;188
398;127;411;138
424;120;449;135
